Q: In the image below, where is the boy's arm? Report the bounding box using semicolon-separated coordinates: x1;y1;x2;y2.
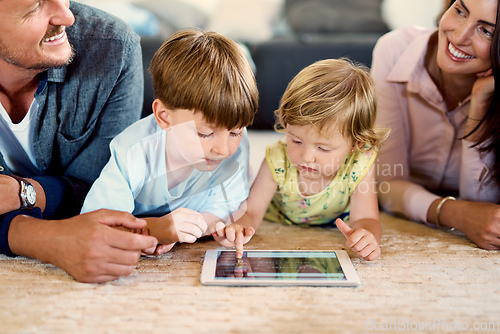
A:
80;152;136;215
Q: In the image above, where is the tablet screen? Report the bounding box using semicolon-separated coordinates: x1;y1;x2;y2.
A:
214;250;346;281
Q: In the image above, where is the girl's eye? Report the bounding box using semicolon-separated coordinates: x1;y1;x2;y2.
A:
292;140;302;145
198;132;212;138
318;147;331;152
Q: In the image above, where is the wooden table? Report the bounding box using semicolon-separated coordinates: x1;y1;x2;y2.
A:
1;213;499;333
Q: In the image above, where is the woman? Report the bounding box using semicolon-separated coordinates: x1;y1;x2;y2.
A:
372;0;500;249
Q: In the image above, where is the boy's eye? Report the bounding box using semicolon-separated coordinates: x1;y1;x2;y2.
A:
292;139;302;144
318;147;331;152
230;131;243;137
198;132;212;138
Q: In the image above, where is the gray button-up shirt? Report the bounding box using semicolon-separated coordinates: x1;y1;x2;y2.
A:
0;1;144;255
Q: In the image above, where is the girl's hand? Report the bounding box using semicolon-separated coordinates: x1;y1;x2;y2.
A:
211;222;255;258
336;218;381;261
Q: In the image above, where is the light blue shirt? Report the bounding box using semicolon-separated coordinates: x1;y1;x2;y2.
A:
81;115;250;220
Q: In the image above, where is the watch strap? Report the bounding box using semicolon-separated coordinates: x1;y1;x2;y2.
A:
7;175;36;210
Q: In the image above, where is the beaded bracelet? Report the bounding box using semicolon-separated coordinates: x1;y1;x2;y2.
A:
435;196;456;230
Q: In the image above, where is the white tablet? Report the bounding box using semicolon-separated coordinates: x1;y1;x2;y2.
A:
200;249;361;287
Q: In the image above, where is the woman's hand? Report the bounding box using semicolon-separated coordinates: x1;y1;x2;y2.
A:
467;70;494;140
438;199;500;250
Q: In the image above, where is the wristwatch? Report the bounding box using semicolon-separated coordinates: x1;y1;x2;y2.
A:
9;175;36;210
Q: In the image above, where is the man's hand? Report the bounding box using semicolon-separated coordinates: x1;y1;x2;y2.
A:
9;209;158;283
336;218;381;261
211;222;255;258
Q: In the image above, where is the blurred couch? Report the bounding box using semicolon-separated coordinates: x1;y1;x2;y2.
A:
138;0;389;129
79;0;389;130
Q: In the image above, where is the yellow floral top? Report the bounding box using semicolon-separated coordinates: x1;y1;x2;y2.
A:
264;138;377;226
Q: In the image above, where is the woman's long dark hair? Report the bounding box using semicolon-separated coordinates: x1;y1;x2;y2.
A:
467;0;500;188
440;0;500;188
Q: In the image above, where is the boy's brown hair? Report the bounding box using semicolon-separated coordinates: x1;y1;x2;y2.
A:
149;29;258;129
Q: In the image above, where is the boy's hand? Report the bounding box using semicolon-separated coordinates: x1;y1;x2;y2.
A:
141;208;207;248
169;208;208;243
336;218;381;261
211;222;255;257
130;227;176;256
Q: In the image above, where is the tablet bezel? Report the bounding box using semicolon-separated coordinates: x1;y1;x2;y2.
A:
200;249;361;287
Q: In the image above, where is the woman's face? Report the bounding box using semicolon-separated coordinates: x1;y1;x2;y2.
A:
437;0;497;76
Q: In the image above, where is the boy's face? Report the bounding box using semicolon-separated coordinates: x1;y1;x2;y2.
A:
166;108;244;172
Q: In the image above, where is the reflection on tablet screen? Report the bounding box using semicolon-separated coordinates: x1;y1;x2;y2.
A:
214;251;346;280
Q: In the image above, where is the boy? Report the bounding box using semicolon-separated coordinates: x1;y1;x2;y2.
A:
81;29;259;253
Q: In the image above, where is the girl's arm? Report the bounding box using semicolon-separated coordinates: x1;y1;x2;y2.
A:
337;166;382;260
212;159;278;253
233;159;278;230
349;166;381;241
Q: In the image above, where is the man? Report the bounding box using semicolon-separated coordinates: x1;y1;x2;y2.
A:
0;0;157;283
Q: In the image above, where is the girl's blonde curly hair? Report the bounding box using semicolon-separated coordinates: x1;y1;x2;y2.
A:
275;58;388;152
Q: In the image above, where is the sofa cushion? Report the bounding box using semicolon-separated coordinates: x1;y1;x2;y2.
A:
285;0;388;34
134;0;208;34
206;0;283;43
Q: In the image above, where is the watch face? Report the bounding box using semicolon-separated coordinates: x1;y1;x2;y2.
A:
25;184;36;205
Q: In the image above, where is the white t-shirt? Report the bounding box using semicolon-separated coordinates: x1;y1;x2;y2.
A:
0;100;39;176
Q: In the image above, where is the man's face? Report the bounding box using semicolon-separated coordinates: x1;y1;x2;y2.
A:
0;0;75;71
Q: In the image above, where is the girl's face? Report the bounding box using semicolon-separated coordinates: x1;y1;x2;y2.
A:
285;124;354;182
437;0;497;76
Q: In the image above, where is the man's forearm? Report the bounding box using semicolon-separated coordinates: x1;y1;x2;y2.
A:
4;211;48;259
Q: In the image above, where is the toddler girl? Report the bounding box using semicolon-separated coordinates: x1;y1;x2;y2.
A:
213;58;388;260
